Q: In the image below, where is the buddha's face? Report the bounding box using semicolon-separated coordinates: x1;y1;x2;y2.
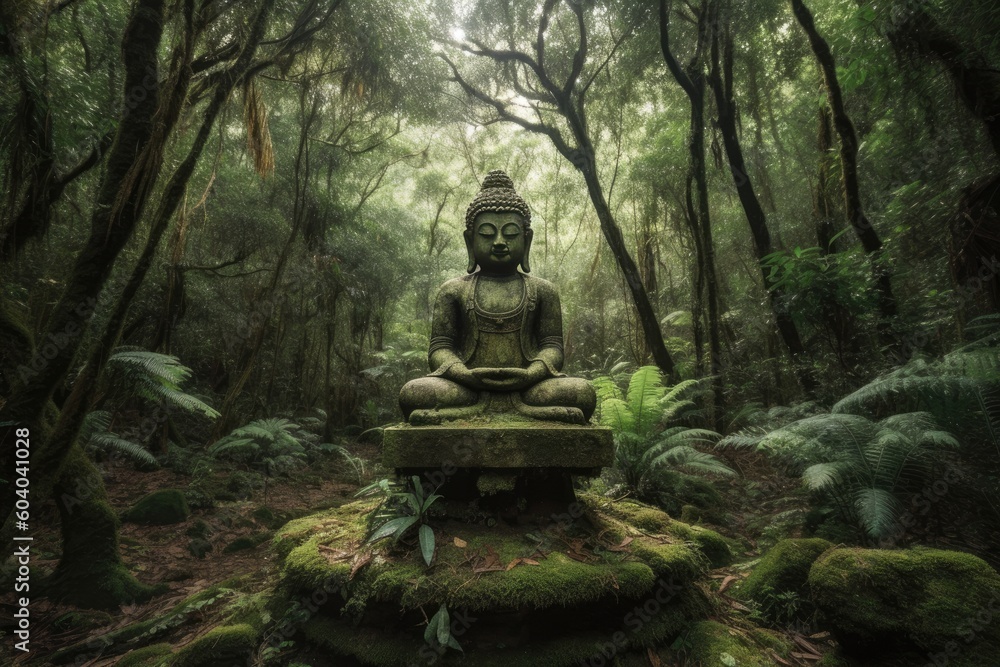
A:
469;211;530;275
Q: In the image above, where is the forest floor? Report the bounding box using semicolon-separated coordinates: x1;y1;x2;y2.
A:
9;442;843;666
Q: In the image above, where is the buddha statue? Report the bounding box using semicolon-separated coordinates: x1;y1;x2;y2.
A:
399;170;596;425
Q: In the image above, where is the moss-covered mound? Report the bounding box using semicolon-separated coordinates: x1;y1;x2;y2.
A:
116;643;173;667
581;494;733;567
661;621;794;666
275;496;717;666
809;547;1000;661
170;624;259;667
738;538;832;604
123;489;191;525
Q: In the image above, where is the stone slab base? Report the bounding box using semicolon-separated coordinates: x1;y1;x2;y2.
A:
382;422;613;469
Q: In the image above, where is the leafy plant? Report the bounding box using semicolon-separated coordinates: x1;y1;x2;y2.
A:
592;366;733;499
357;476;441;566
424;603;463;653
80;409;158;468
729;411;959;540
102;347;219;418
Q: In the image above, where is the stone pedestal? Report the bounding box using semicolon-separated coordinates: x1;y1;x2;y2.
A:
382;422;613;509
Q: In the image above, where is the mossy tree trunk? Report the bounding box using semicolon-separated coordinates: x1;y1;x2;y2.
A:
46;445;160;609
0;0;167;555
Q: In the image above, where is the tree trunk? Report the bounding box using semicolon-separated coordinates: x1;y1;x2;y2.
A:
47;446;161;609
1;0;168;547
659;0;724;426
791;0;899;337
580;166;676;377
708;13;818;396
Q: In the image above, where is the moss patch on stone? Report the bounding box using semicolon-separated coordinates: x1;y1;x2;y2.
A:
581;495;732;567
123;489;191;525
737;538;832;606
223;532;272;554
669;620;793;667
809;547;1000;659
117;643;172;667
300;587;708;667
169;624;259;667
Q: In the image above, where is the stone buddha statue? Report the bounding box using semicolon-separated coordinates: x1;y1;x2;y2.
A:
399;170;596;425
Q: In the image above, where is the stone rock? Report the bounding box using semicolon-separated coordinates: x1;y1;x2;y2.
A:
122;489;190;525
809;547;1000;659
382;423;612;470
737;538;833;606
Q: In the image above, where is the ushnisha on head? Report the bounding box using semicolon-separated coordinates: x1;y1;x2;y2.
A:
464;170;533;275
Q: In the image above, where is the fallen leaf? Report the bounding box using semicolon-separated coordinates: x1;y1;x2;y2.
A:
609;536;634;552
791;635;822;657
453;537;467;548
505;558;522;571
718;575;738;594
767;650;793;666
522;558;540;566
808;631;832;640
724;598;752;612
791;652;822;661
647;647;661;666
350;551;372;579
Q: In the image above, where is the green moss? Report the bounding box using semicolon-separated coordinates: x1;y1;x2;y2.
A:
185;519;211;538
665;522;732;568
809;547;1000;657
300;588;708;667
631;541;705;582
52;610;114;633
223;532;272;553
169;624;259;667
117;643;172;667
122;489;191;525
676;620;793;667
477;472;518;495
48;579;241;663
737;538;833;605
580;495;732;567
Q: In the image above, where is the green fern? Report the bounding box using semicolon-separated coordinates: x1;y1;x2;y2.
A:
593;367;731;500
80;410;157;467
105;347;219;418
753;411;960;540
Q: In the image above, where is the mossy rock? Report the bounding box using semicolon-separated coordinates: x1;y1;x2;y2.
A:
737;538;833;605
663;620;794;666
185;519;212;538
169;623;260;667
223;532;272;554
276;496;716;666
117;643;173;667
809;547;1000;660
123;489;190;525
188;538;213;559
300;586;708;667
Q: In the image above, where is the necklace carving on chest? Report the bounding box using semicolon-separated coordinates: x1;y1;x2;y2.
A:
474;274;526;332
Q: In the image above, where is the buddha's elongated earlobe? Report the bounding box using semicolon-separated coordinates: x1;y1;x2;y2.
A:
464;229;477;273
521;228;533;273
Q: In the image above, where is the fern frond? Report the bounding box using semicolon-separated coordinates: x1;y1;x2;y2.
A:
600;398;635;434
802;462;849;490
855;487;901;540
87;432;158;467
626;366;665;438
592;376;624;405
